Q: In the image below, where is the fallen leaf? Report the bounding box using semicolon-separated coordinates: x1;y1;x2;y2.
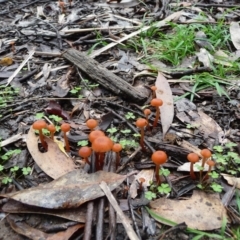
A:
221;174;240;189
0;170;126;209
45;101;70;120
196;48;214;68
0;57;13;66
149;190;227;230
230;22;240;50
3;199;86;222
155;72;174;137
26;126;76;179
129;169;154;198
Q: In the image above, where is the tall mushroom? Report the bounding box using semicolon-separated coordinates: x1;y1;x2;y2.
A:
33;120;47;150
187;153;199;180
61;123;71;152
151;98;163;128
92;136;113;170
151;151;168;185
135;118;147;151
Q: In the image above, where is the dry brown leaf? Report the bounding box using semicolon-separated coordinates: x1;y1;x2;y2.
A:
221;174;240;189
150;190;227;230
26;126;76;179
129;169;154;198
230;22;240;50
3;199;86;222
0;170;126;209
0;57;13;66
155;72;174;137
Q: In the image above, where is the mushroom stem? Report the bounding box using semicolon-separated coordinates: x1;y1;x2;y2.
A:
202;166;212;182
153;107;160;128
63;133;70;152
116;152;120;169
39;129;47;150
140;127;145;151
98;152;105;170
190;162;196;180
155;165;161;185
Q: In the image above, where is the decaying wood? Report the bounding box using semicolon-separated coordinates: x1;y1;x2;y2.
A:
62;49;147;103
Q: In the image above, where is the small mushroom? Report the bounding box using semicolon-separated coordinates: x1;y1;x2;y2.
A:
89;130;105;143
151;98;163;128
151;151;168;185
135;118;147;151
86;119;98;131
203;160;215;182
33;120;47;150
61;123;71;152
47;124;56;140
79;146;92;165
187;153;199;180
112;143;122;168
200;149;212;180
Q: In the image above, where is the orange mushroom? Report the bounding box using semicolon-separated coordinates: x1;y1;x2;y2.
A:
33;120;47;150
92;136;113;170
89;130;105;143
86;119;98;131
151;98;163;128
151;151;168;185
47;124;56;140
136;118;147;151
79;146;92;165
143;109;151;130
61;123;71;152
187;153;199;180
151;86;157;99
203;160;215;182
200;149;212;181
112;143;122;168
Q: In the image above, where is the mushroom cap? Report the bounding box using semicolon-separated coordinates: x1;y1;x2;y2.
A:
139;177;145;183
187;153;199;163
86;119;98;130
136;118;147;128
151;151;168;165
112;143;122;153
79;146;92;158
33;120;47;130
61;123;70;132
206;160;215;167
92;136;113;153
151;86;157;91
144;109;151;116
47;124;56;133
200;149;212;158
151;98;163;107
89;130;105;143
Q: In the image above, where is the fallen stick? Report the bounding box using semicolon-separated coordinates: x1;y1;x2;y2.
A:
62;49;147;103
99;181;139;240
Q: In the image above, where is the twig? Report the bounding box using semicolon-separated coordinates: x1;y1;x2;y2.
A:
83;202;94;240
158;222;187;240
6;49;35;86
62;26;139;33
96;198;105;240
99;181;139;240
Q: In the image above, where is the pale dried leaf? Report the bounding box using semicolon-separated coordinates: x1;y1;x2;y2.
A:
150;190;227;230
26;127;76;179
221;174;240;189
196;48;214;68
129;169;154;198
1;170;126;209
155;72;174;136
230;22;240;50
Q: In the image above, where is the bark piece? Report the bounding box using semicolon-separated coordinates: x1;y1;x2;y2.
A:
62;49;147;103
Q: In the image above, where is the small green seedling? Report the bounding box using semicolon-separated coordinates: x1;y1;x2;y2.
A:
10;166;19;172
208;171;219;179
157;183;171;195
22;167;32;175
70;87;81;94
210;183;223;193
121;129;131;134
1;149;21;161
145;191;157;200
125;112;136;120
35;112;45;120
2;176;12;184
107;127;118;134
159;167;170;177
77;140;89;147
0;165;4;171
